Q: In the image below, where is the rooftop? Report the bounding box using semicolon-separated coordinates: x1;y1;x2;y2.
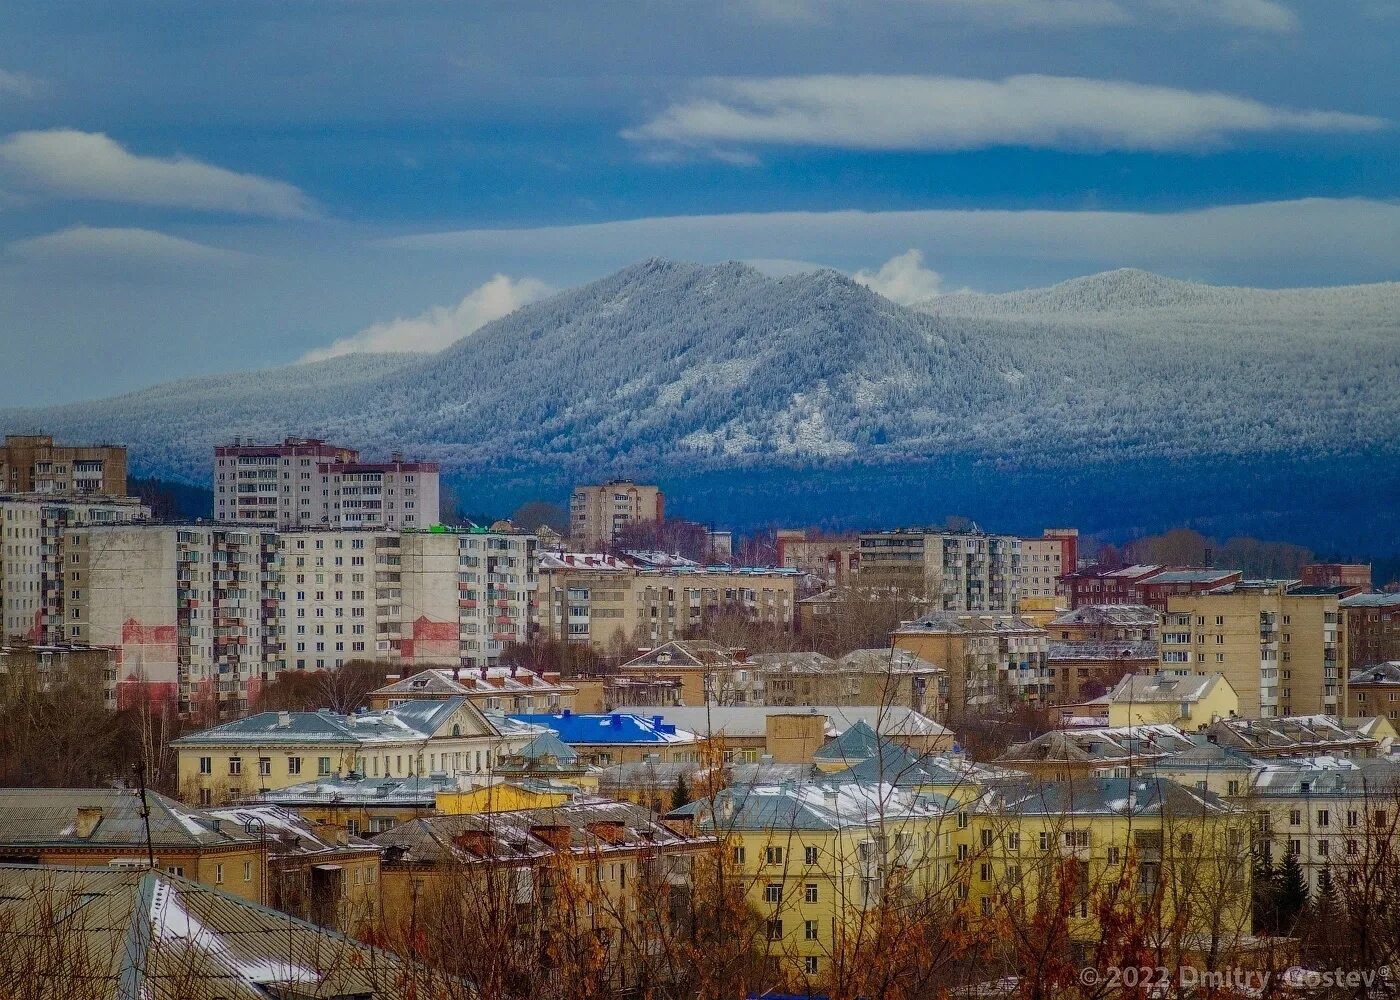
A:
508;711;694;745
0;787;252;850
1107;671;1230;706
171;697;501;748
1048;604;1159;628
608;705;950;742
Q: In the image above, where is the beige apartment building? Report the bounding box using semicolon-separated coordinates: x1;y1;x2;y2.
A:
537;553;797;651
0;434;127;496
569;479;663;548
857;528;1020;611
1018;528;1078;600
213;437;440;530
1158;582;1347;719
0;494;148;643
891;612;1050;716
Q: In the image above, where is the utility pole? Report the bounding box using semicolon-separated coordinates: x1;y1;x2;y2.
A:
132;761;156;869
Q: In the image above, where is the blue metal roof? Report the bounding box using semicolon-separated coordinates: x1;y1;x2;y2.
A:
508;711;688;745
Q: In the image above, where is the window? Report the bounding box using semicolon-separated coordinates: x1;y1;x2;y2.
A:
979;862;991;882
804;919;819;941
1108;847;1121;865
765;884;783;904
805;883;818;903
804;845;818;865
214;864;224;883
1317;809;1330;827
198;756;212;775
1290;809;1301;826
243;861;252;882
980;829;993;848
258;757;271;777
1007;832;1020;851
766;919;783;942
1039;832;1050;851
228;757;242;776
804;956;819;975
766;846;784;866
732;846;745;866
288;756;302;776
1318;839;1330;857
318;756;332;776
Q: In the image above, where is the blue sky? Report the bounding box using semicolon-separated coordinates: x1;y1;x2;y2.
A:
1;0;1397;403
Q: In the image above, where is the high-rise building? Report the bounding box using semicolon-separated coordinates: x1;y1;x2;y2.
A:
1340;593;1400;670
1158;581;1347;719
213;437;439;530
0;494;148;643
857;529;1020;611
569;480;663;548
0;434;127;496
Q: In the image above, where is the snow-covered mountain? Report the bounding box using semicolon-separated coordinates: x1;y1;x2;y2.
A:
4;259;1398;488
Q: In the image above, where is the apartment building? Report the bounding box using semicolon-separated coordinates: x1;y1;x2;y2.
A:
857;529;1020;611
1346;662;1400;719
751;648;946;719
1047;604;1159;643
1018;527;1078;600
0;493;148;642
1061;565;1242;611
537;553;797;650
0;434;127;496
0;639;119;712
1158;581;1347;719
1341;593;1400;670
569;479;663;548
213;437;439;530
67;522;279;716
369;664;575;715
617;640;756;706
1300;563;1372;590
775;529;860;585
891;612;1049;715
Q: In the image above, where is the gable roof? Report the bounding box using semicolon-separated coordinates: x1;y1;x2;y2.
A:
171;697;500;748
0;865;423;998
1108;671;1230;705
620;640;743;670
0;788;254;851
979;775;1234;818
252;772;456;808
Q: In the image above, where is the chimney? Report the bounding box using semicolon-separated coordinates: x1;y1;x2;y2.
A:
454;829;494;857
510;663;518;678
587;820;626;846
610;712;623;728
531;825;572;851
733;647;749;663
543;671;560;684
277;711;291;728
75;807;103;839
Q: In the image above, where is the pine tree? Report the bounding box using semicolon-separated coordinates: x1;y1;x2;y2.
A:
1251;855;1280;934
1277;852;1310;933
672;771;691;810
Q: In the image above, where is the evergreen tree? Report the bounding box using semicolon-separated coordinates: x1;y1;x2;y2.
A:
672;771;691;810
1251;855;1280;934
1277;852;1310;932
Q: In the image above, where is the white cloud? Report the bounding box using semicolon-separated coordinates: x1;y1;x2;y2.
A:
0;69;40;98
7;225;245;264
853;249;945;303
625;74;1383;153
0;129;318;218
300;273;551;362
739;0;1294;30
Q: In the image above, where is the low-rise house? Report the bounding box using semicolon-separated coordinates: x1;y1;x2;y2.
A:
374;800;714;993
172;697;537;804
0;865;430;999
1346;662;1400;719
249;771;454;836
1106;671;1238;728
611;704;954;764
508;709;701;767
369;664;576;714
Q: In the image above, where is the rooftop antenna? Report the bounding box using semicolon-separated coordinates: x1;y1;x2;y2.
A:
132;761;156;869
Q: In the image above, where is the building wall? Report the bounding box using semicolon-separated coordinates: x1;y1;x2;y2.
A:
0;435;127;496
1105;681;1238;728
1161;587;1343;719
1343;598;1400;671
569;480;663;548
893;619;1049;715
1018;529;1077;601
857;531;1020;612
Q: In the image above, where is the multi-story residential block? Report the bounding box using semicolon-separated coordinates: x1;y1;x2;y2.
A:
857;529;1020;611
750;648;946;718
171;696;537;804
891;612;1049;715
776;529;860;585
1018;527;1078;600
1300;563;1372;590
1047;604;1159;642
569;479;663;548
1341;593;1400;671
1047;640;1158;704
1346;662;1400;719
0;494;148;642
1061;565;1242;610
538;554;797;650
213;437;439;529
1158;581;1348;719
0;434;127;496
66;522;278;715
616;639;758;705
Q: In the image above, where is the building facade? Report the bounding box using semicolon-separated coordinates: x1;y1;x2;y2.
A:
1341;593;1400;671
1018;527;1078;600
857;529;1020;611
569;479;663;548
213;437;439;530
0;434;127;496
891;613;1050;715
1159;581;1347;719
1061;565;1243;611
0;494;148;643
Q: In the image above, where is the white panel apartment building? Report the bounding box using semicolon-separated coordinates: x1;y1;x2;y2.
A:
1;494;148;644
213;437;440;530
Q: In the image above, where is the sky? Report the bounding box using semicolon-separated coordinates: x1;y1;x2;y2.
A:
0;0;1397;404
